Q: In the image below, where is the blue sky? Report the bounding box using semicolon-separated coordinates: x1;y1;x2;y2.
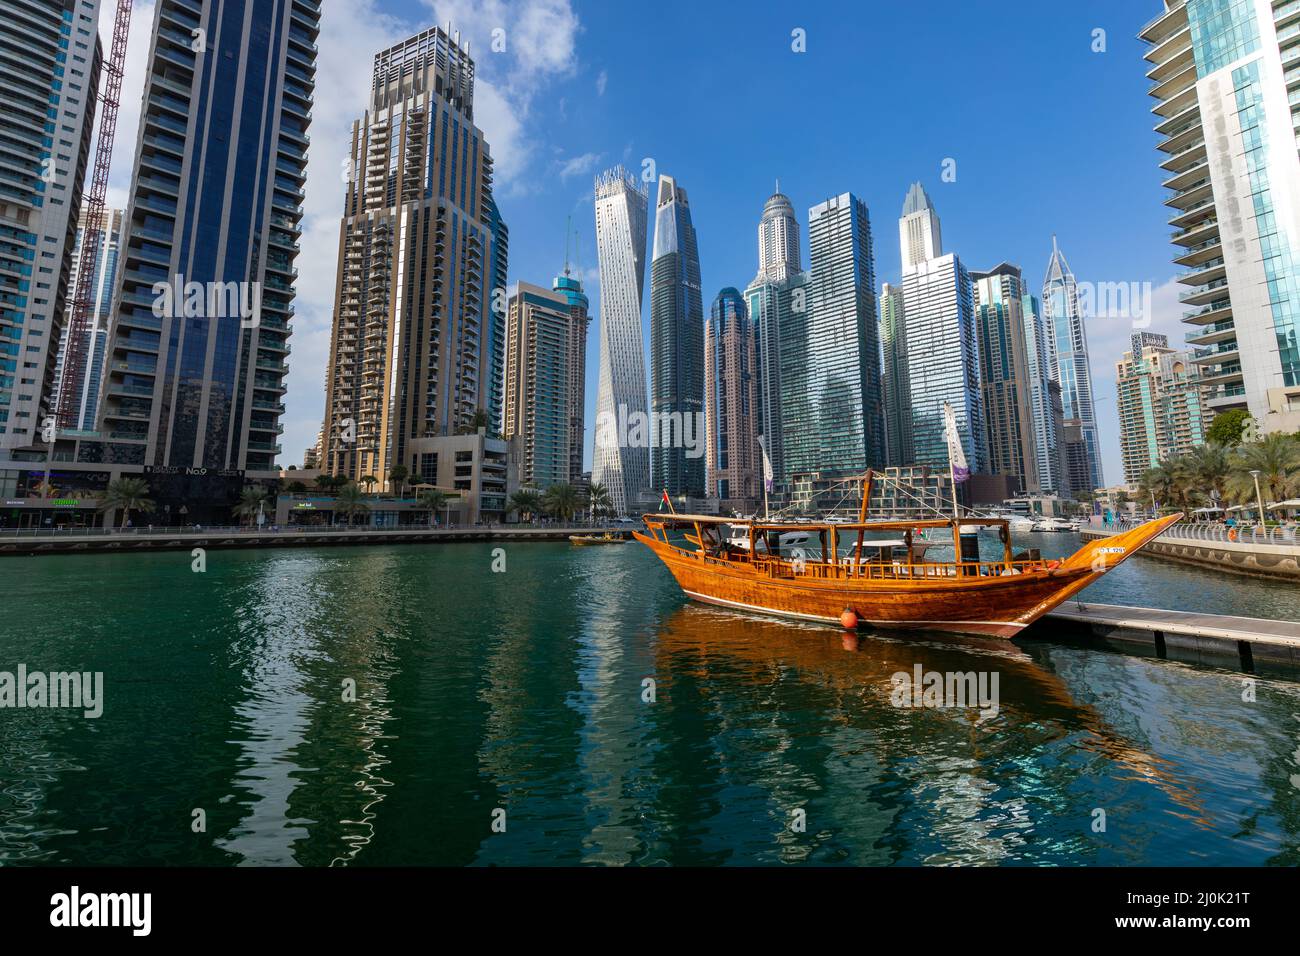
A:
102;0;1184;486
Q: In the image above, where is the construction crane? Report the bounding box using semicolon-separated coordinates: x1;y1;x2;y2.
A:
55;0;133;431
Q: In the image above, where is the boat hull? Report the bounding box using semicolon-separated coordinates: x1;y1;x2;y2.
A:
634;514;1182;639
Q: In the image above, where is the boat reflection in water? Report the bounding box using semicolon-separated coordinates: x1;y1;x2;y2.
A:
648;600;1208;864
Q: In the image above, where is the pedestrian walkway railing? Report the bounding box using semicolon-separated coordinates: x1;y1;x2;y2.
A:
0;520;621;540
1103;520;1299;546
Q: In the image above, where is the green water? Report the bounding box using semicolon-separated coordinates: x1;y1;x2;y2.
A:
1;537;1299;865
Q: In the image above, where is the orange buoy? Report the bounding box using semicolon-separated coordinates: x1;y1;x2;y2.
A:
840;607;859;630
1046;559;1061;570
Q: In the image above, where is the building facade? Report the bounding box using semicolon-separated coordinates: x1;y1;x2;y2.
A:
1116;331;1209;483
649;174;704;497
82;0;318;483
705;287;759;512
503;273;588;489
591;165;650;516
972;262;1063;494
792;192;885;479
0;0;101;453
1042;236;1102;491
320;26;501;492
879;282;913;467
1141;0;1300;430
899;181;942;271
900;253;986;475
53;208;122;432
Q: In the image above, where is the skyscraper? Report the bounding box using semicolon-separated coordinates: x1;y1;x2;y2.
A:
649;174;704;497
1141;0;1300;435
53;208;123;432
972;263;1062;494
899;181;942;271
1042;236;1102;491
486;195;510;437
705;287;760;511
745;184;806;483
879;282;913;467
85;0;318;479
1116;331;1208;483
901;255;986;474
591;166;650;516
790;193;884;479
504;273;589;489
321;26;501;489
0;0;101;453
893;184;985;475
757;183;801;282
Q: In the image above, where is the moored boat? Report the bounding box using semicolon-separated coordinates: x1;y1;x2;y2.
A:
569;532;629;546
635;481;1181;638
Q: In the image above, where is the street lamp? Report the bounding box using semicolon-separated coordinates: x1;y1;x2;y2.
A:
1250;469;1266;531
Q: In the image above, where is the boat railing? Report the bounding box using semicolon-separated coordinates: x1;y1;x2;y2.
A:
746;555;1050;580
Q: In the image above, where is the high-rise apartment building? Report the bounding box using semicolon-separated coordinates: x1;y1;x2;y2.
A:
972;263;1063;494
1141;0;1300;435
321;26;501;489
1116;331;1209;482
893;185;985;475
53;208;122;432
705;287;759;511
1042;236;1102;491
503;273;588;489
899;181;942;271
83;0;318;478
486;195;510;436
591;166;650;516
0;0;101;452
901;254;986;474
744;185;806;484
649;174;704;497
791;193;884;479
879;282;913;467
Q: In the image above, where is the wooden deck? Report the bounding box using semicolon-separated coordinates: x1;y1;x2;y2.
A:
1040;601;1300;671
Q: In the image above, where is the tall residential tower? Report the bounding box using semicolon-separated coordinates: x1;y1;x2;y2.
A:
321;26;502;489
591;166;650;515
1042;237;1102;491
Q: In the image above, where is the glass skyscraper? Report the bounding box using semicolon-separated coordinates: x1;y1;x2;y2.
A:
1141;0;1300;433
879;282;912;467
649;174;704;497
1041;237;1102;491
794;193;885;479
85;0;319;476
591;165;650;516
0;0;101;453
53;208;123;432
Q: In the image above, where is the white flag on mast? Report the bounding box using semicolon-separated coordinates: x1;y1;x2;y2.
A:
758;435;774;492
943;402;970;484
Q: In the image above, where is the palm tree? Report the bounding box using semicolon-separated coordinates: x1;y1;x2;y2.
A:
388;464;409;499
587;481;612;519
315;473;343;493
1138;463;1175;512
416;489;448;527
1228;432;1300;506
332;482;370;527
233;486;269;527
542;482;579;522
286;480;308;494
508;489;541;523
99;477;155;529
456;409;491;436
359;475;378;493
1186;442;1231;504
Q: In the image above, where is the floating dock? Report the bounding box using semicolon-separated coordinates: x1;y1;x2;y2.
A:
1040;600;1300;674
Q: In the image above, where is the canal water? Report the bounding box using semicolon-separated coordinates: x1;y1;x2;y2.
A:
1;534;1298;865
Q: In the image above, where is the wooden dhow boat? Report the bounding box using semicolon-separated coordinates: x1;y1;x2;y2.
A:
636;478;1182;638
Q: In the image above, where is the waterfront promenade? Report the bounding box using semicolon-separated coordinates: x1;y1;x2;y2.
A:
0;522;626;556
1081;519;1300;579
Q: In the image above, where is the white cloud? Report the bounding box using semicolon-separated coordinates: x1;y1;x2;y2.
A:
97;0;156;211
554;151;602;182
595;69;607;96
